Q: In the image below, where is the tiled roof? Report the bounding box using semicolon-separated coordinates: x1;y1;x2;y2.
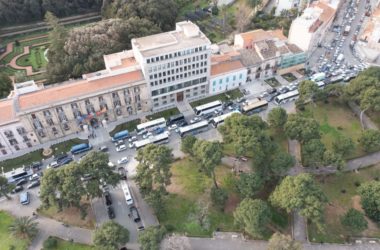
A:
211;60;245;76
18;70;144;111
238;29;287;47
0;99;16;124
313;1;336;24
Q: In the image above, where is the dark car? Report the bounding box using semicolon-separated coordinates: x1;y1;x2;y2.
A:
129;206;141;223
202;113;214;120
27;180;40;189
54;153;68;161
16;178;28;186
12;185;24;194
104;191;112;206
118;167;127;180
107;206;115;219
30;161;42;171
58;156;73;166
177;120;188;127
99;146;109;152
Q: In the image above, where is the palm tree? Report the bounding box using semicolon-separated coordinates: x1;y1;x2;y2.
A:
9;216;39;240
0;176;14;200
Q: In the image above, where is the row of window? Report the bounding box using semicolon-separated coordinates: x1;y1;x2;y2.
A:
146;46;207;64
212;73;244;86
153;88;207;107
150;68;208;87
149;60;207;79
151;77;207;96
147;55;208;73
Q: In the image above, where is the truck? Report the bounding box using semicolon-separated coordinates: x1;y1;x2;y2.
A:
343;25;351;36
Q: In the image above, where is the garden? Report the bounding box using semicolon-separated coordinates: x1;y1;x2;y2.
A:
146;107;180;120
264;77;281;87
43;236;94;250
0;211;29;250
109;119;141;137
281;73;297;82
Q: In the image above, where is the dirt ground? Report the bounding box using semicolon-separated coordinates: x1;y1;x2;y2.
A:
352;195;380;236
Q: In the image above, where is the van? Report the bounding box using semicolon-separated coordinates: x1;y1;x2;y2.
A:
20;192;30;205
129;206;141;223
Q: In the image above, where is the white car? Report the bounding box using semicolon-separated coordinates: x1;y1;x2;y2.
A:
168;124;178;131
116;144;127;152
128;136;137;142
47;161;59;169
108;161;115;168
117;157;129;164
190;117;202;124
142;132;153;139
114;140;124;147
29;173;40;181
128;142;135;148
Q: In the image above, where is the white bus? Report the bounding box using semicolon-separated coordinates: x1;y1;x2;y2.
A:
274;90;299;105
121;180;134;206
210;111;240;128
4;167;33;184
134;132;169;149
194;100;223;116
179;120;209;137
136;117;166;133
242;99;268;115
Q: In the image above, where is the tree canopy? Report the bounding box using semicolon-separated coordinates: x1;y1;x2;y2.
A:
358;181;380;222
341;208;368;233
285;114;320;143
0;73;12;99
267;107;288;130
9;216;39;241
138;226;166;250
237;172;264;199
359;129;380;152
267;233;302;250
0;175;14;200
94;221;129;250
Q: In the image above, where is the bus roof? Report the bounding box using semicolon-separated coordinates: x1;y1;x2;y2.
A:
194;100;222;111
179;120;209;134
70;143;89;151
242;99;268;112
134;132;169;148
113;130;129;138
212;110;240;123
3;167;29;178
137;117;166;130
168;113;184;121
276;89;299;100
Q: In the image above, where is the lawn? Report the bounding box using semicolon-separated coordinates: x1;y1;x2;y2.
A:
109;119;141;137
190;89;243;108
0;138;87;172
16;45;48;72
264;77;281;87
0;211;29;250
44;236;94;250
301;98;365;159
308;164;380;243
146;107;179;120
281;73;297;82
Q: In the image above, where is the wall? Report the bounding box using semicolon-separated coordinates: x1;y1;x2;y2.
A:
210;68;247;95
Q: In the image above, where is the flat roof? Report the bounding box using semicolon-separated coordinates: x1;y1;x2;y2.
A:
0;99;16;124
211;60;245;76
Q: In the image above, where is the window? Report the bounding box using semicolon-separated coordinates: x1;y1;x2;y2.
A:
226;77;229;83
219;79;222;84
233;75;236;81
239;73;243;79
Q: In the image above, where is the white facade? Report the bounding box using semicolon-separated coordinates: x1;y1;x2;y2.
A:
275;0;301;16
210;68;247;95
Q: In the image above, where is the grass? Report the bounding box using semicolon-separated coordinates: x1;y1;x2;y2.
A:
109;119;141;137
264;77;281;87
44;236;94;250
146;107;179;120
16;45;48;72
190;89;243;108
281;73;297;82
301;98;365;159
0;138;87;172
308;164;380;243
0;211;29;250
367;110;380;129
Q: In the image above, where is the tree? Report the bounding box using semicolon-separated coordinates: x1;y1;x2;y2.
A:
181;135;197;155
323;150;345;170
298;80;319;101
268;107;288;131
270;173;327;230
138;226;166;250
358;181;380;222
360;87;380;128
341;208;368;233
136;144;173;195
332;135;355;157
94;221;129;250
210;186;228;211
302;139;326;167
233;198;271;238
267;150;295;177
267;233;302;250
145;190;166;215
0;73;12;99
43;236;58;249
285;114;320;143
359;129;380;152
237;172;263;198
9;216;38;240
0;176;14;200
193;140;223;188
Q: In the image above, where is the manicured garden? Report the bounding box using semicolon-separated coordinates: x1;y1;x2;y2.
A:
146;107;180;120
16;45;48;71
43;236;94;250
264;77;280;87
190;89;243;108
281;73;297;82
109;119;141;137
308;164;380;243
0;211;29;250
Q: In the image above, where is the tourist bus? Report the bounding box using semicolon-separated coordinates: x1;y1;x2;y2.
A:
178;120;209;137
112;130;129;142
70;143;92;155
134;132;169;150
136;117;166;133
210;110;240;128
242;99;268;115
274;90;299;105
167;113;185;126
4;167;33;184
194;100;223;116
121;180;134;206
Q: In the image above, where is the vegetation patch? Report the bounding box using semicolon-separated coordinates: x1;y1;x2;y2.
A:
43;236;94;250
281;73;297;82
190;89;242;108
109;119;141;137
16;45;48;72
264;77;280;87
0;211;29;250
146;107;180;121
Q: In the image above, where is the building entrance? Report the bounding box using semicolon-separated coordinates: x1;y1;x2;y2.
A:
176;91;184;102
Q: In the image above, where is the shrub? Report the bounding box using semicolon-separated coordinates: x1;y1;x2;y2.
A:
210;186;228;211
43;236;58;249
341;208;368;233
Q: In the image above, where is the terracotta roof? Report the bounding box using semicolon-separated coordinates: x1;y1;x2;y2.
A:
0;99;16;124
238;29;287;47
211;60;245;76
18;70;144;111
313;1;336;24
110;57;138;71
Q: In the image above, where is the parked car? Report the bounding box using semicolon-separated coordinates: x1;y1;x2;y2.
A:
16;179;27;186
128;136;138;143
128;142;135;149
19;192;30;205
12;185;24;194
99;146;109;152
114;140;124;147
107;206;115;219
104;191;112;206
29;173;40;182
48;161;60;169
27;180;40;189
129;206;141;223
58;156;73;166
168;124;178;131
30;161;42;171
116;144;127;152
190;117;202;124
202;113;214;120
142;132;153;139
118;167;127;180
154;127;165;135
117;157;129;164
80;174;93;182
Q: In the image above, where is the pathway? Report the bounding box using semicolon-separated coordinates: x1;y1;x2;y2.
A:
9;46;42;76
348;102;378;130
0;42;13;61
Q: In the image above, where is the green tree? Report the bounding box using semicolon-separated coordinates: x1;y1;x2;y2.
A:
237;172;263;199
270;173;327;230
210;186;228;211
332;135;355;157
298;80;319;101
358;181;380;222
302;139;326;167
267;232;302;250
181;135;197;155
136;144;173;195
267;150;295;177
138;226;166;250
0;73;12;98
359;129;380;152
43;236;58;249
341;208;368;233
0;176;14;200
323;150;345;170
285;114;320;143
8;216;38;241
94;221;129;250
193;140;223;188
268;107;288;130
145;190;166;215
233;198;271;238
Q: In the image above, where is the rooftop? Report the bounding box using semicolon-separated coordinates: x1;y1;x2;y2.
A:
17;70;144;111
132;21;211;57
235;29;287;49
211;60;245;76
0;99;16;125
